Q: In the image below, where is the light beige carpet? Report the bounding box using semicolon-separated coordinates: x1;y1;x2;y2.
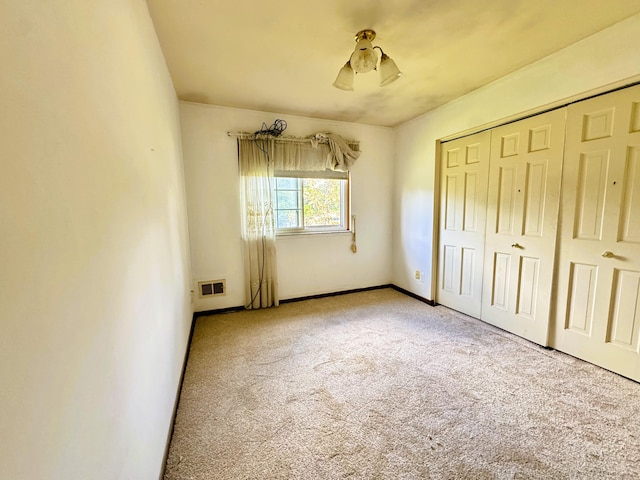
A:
164;288;640;479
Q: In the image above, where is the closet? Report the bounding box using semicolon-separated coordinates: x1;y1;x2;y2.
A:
437;84;640;382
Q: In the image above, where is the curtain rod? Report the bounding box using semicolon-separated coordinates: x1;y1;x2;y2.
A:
227;132;316;143
226;132;359;145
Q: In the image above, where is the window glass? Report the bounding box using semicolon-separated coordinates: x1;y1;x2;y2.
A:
273;172;348;234
303;179;342;227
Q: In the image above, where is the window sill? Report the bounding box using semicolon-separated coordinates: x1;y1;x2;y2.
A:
276;229;352;237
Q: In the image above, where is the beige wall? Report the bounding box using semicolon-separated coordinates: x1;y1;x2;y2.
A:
392;13;640;300
0;1;192;479
180;102;394;311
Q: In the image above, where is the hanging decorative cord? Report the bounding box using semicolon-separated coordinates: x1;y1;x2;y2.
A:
252;118;287;167
254;119;287;136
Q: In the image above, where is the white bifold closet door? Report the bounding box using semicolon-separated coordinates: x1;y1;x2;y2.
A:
480;109;566;346
437;131;491;318
552;84;640;382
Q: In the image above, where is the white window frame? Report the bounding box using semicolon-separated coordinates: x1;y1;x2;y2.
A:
274;170;350;235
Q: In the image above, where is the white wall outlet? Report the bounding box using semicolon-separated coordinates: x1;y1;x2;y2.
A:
419;271;425;283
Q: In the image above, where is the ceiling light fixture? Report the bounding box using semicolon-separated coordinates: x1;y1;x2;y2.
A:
333;29;402;91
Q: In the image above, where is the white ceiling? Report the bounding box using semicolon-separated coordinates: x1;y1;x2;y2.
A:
146;0;640;127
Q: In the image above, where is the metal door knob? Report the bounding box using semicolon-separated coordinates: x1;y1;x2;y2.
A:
602;251;614;258
511;243;523;249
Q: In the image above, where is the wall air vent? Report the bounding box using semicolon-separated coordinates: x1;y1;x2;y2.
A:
198;279;226;297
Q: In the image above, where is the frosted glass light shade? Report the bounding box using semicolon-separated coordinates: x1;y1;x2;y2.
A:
379;53;402;86
333;30;402;90
333;62;354;91
349;39;377;73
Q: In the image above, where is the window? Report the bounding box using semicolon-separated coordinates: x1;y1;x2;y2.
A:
274;170;349;234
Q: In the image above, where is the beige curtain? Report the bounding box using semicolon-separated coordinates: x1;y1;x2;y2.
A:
237;133;360;309
238;139;278;309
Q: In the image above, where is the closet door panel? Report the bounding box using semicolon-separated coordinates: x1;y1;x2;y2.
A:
574;150;610;240
496;165;518;235
481;109;566;345
516;256;539;319
523;159;548;237
490;252;512;311
619;146;640;243
565;262;598;335
437;131;491;318
552;84;640;382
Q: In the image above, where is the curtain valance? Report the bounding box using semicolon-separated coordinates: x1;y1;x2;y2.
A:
237;132;360;175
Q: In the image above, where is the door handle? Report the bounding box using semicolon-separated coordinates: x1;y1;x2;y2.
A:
511;243;523;249
602;251;614;258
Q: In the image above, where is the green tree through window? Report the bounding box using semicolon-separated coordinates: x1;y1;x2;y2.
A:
303;179;341;226
274;173;348;233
